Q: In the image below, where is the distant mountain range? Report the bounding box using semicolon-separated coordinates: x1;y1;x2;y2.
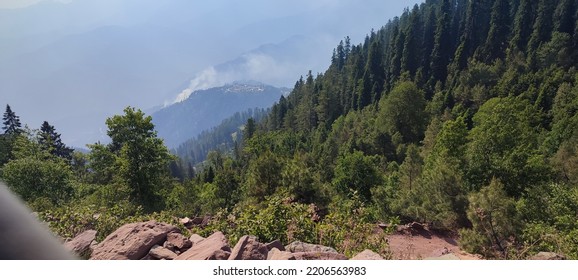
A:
152;82;287;148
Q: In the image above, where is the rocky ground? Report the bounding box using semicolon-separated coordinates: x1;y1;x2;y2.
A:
62;219;564;260
385;223;481;260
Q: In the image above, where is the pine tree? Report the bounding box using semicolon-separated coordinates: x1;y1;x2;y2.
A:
509;0;535;53
553;0;575;34
527;0;554;53
429;0;452;85
401;4;423;77
480;0;511;62
38;121;73;161
2;104;22;135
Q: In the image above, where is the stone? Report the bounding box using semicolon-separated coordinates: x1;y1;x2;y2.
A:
166;232;192;250
90;221;179;260
265;240;285;251
292;251;348;260
180;217;193;229
189;234;205;244
149;245;178;260
351;249;384;260
64;230;97;258
529;252;566;260
267;248;296;260
228;235;268;260
285;241;338;254
175;231;231;260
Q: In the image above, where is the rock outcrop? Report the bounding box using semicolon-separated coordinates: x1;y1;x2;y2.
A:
285;241;339;254
64;230;97;258
166;232;192;251
267;248;296;260
90;221;178;260
175;231;231;260
149;245;178;260
228;235;269;260
351;249;384;260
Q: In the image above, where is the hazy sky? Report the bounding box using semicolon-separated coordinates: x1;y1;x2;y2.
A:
0;0;423;146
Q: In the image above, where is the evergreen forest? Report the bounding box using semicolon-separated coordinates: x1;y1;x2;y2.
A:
2;0;578;259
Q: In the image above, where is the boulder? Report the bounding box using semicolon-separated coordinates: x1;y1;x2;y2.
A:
265;240;285;251
166;232;192;250
529;252;566;260
180;217;193;229
149;245;178;260
351;249;384;260
189;234;205;245
228;235;268;260
90;221;178;260
175;231;231;260
64;230;97;258
267;248;296;260
292;251;348;260
285;241;338;254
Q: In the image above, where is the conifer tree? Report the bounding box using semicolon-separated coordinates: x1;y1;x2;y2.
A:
481;0;511;62
509;0;535;53
2;105;22;135
429;0;452;85
38;121;73;161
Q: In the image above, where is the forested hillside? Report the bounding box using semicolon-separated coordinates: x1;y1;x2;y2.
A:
2;0;578;259
170;107;269;179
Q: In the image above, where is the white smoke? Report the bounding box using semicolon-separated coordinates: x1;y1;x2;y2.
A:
172;53;285;104
173;67;223;103
171;36;333;105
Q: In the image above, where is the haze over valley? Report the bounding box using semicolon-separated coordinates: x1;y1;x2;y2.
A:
0;0;420;147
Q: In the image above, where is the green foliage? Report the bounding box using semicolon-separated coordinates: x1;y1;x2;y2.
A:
3;157;73;205
39;202;186;244
317;194;392;258
38;121;73;161
463;179;519;258
89;107;174;212
467;97;550;196
378;81;427;144
517;183;578;259
196;192;317;246
281;153;325;204
332;150;382;201
243;150;283;201
2;133;73;205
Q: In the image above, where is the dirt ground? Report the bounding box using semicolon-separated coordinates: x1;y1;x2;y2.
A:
386;226;482;260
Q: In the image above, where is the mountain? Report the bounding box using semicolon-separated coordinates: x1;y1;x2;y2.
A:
172;107;270;173
8;0;578;261
0;0;420;147
152;82;287;148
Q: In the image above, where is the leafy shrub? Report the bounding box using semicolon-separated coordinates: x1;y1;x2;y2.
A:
196;191;317;246
317;194;392;258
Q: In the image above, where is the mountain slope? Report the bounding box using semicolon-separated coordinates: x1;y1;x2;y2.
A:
152;82;286;148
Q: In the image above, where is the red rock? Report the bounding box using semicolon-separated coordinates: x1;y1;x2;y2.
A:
265;240;284;251
228;235;268;260
189;234;205;244
90;221;178;260
267;248;296;260
149;245;178;260
175;231;230;260
64;230;97;257
166;232;192;250
351;249;384;260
